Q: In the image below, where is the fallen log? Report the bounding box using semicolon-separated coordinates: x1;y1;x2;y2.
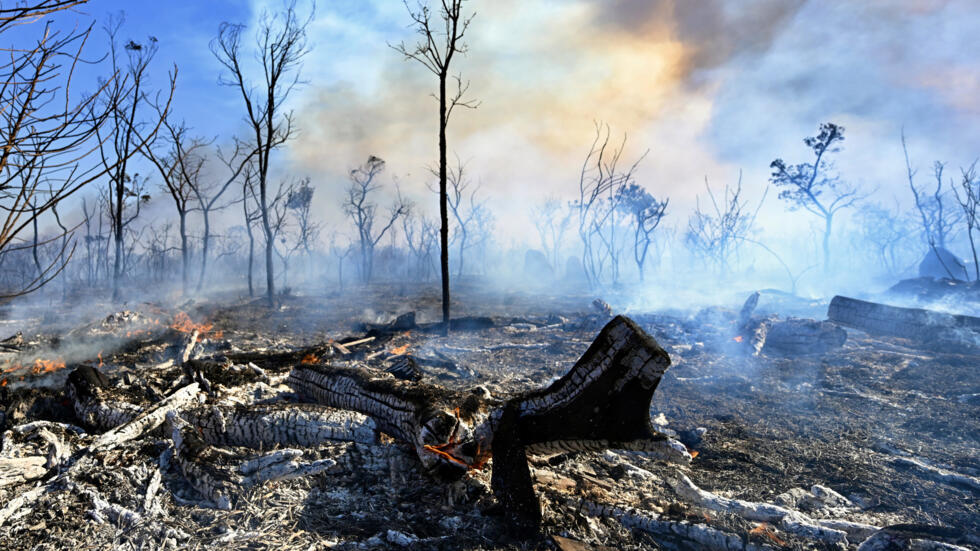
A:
827;296;980;349
761;318;847;355
289;315;690;528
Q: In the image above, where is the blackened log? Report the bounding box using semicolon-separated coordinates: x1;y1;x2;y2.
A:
827;296;980;348
761;318;846;355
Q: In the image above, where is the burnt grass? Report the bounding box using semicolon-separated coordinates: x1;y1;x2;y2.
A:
0;281;977;550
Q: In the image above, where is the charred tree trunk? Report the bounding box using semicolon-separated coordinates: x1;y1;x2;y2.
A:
197;206;211;292
438;72;451;331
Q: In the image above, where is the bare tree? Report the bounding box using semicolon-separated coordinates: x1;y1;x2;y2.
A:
685;172;761;276
616;183;667;282
0;5;172;300
770;123;867;273
439;157;485;277
286;177;320;257
141;115;206;294
0;1;86;31
573;122;647;287
531;198;573;274
343;156;409;283
858;203;915;278
241;167;262;297
392;0;478;329
903;132;961;251
97;16;175;300
191;142;256;291
951;162;980;281
402;212;438;282
212;1;311;306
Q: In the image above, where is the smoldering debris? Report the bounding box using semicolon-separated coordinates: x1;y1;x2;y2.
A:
0;290;977;550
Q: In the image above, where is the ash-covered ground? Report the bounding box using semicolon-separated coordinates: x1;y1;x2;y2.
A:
0;283;977;550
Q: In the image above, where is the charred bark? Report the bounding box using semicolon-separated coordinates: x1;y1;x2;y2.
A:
827;295;980;349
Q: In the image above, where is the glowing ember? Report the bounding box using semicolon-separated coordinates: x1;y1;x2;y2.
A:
733;335;743;342
749;523;786;545
301;353;319;364
690;450;700;459
98;352;103;368
390;344;410;356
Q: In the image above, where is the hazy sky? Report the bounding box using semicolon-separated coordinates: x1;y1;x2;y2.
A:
23;0;980;242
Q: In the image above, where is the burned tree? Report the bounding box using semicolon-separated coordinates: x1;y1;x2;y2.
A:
141;116;205;295
190;142;257;291
770;123;865;273
343;156;409;283
903;132;960;250
573;123;647;287
392;0;478;329
617;183;667;282
951;163;979;281
0;4;170;300
685;172;759;277
211;1;311;306
96;17;175;301
402;212;439;282
442;157;485;277
531;197;573;275
285;177;320;259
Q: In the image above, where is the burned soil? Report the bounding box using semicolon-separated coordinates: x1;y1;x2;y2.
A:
0;284;977;550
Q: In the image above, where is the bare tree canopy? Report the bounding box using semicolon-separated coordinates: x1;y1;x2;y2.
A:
211;0;312;306
0;3;174;300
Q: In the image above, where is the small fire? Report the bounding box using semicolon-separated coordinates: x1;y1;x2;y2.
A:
31;358;65;374
390;344;410;356
2;357;66;376
690;450;700;459
97;352;103;368
170;312;215;342
733;335;743;343
749;523;786;545
1;378;7;386
301;353;319;364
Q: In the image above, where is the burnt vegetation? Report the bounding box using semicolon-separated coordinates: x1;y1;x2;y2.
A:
0;2;977;551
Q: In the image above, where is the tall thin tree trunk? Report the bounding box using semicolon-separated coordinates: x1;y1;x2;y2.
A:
113;183;124;301
968;226;979;281
260;180;275;306
439;72;450;332
31;210;41;277
197;208;211;292
179;210;189;295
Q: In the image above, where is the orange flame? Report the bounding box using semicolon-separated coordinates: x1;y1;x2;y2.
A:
170;312;215;342
690;450;700;459
733;335;743;343
97;352;103;368
749;523;786;545
390;344;409;356
301;353;319;364
3;357;66;376
1;378;7;386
